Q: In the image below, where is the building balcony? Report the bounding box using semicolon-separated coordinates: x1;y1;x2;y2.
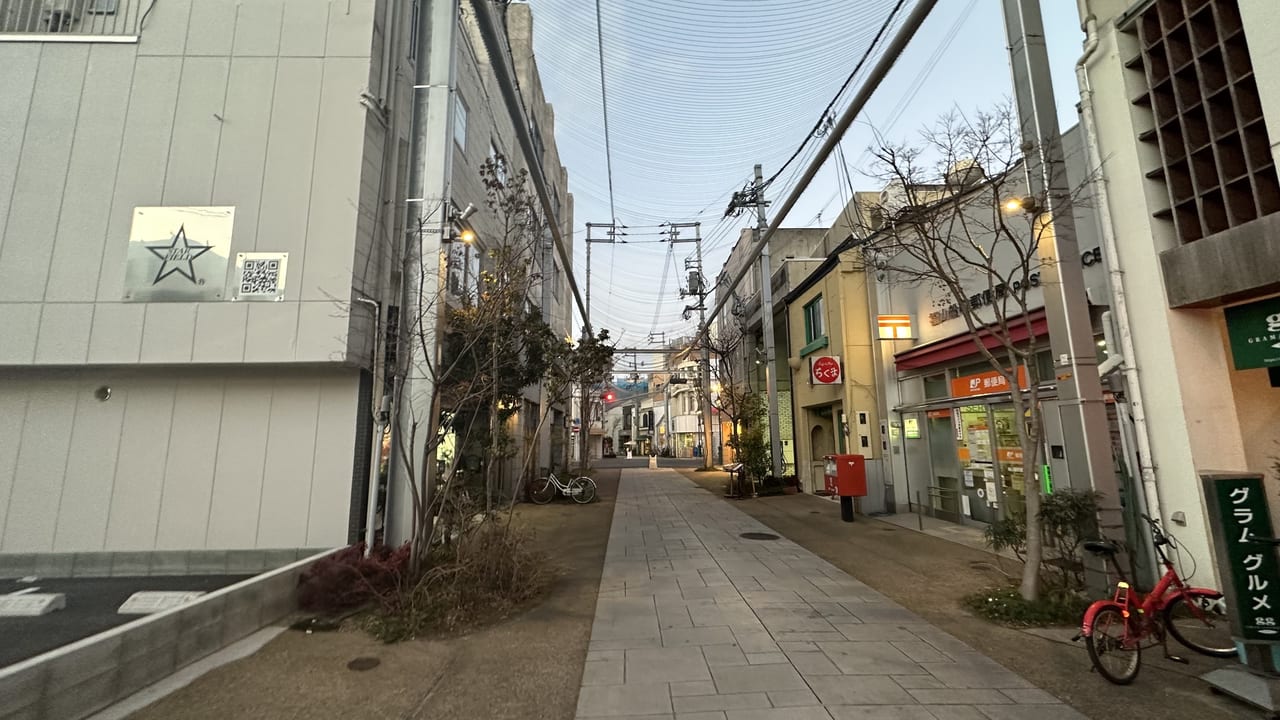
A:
0;0;143;42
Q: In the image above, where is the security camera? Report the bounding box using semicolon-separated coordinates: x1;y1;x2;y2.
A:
455;203;477;223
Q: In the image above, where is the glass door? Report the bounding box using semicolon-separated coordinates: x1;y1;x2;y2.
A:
992;404;1027;520
955;405;996;524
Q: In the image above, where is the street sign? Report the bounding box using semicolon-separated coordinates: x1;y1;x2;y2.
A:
1202;472;1280;641
1225;297;1280;370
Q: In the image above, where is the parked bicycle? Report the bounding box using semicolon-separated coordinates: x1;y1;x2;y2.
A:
529;471;597;505
1079;514;1234;684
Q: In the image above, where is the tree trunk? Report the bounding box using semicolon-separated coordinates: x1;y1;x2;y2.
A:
1011;380;1043;602
487;349;499;513
579;385;590;475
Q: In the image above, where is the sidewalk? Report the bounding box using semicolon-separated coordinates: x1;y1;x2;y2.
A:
576;468;1085;719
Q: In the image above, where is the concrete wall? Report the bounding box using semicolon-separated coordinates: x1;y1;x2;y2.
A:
0;0;385;368
0;548;337;720
0;367;359;554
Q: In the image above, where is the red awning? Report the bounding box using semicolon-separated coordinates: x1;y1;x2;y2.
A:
893;309;1048;371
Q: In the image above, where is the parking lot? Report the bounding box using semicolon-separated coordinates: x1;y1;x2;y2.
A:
0;575;250;668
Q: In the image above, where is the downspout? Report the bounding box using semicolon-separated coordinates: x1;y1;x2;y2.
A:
1076;9;1164;534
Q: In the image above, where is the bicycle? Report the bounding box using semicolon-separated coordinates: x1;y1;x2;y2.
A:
1079;514;1235;684
529;471;597;505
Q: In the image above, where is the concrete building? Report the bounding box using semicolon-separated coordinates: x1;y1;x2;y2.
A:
1077;0;1280;582
713;228;845;475
864;126;1126;536
0;0;572;569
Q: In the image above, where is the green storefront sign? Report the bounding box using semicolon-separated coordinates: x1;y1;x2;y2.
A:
1225;296;1280;370
1202;473;1280;642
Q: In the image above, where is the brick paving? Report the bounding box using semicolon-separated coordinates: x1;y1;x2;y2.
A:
575;468;1087;720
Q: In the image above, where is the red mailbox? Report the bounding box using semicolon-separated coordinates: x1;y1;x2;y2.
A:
824;454;867;497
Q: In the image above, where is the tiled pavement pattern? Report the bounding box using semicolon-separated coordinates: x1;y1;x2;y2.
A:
575;469;1086;720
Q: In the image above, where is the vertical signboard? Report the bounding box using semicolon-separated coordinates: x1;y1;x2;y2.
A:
1224;297;1280;370
1202;473;1280;641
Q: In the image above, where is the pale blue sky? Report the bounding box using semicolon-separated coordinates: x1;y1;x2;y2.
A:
526;0;1085;352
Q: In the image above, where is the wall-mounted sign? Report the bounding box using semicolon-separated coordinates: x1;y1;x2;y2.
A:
950;367;1029;399
926;246;1102;327
1225;296;1280;370
232;252;289;302
903;417;920;439
877;314;913;339
124;207;233;302
810;355;842;385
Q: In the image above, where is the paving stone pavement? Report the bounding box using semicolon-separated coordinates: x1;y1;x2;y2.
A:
575;468;1088;720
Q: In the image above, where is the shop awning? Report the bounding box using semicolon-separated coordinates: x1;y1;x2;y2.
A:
893;309;1048;372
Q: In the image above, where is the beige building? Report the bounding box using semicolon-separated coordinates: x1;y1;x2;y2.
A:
0;0;571;570
1078;0;1280;582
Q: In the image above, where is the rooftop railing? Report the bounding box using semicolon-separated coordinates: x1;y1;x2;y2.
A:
0;0;144;41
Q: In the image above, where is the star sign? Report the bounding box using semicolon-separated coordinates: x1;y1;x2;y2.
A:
147;225;213;285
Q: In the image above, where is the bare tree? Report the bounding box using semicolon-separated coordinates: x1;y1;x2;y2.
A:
390;158;555;573
857;104;1092;602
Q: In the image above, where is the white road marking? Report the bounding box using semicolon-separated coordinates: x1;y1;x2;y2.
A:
5;587;41;596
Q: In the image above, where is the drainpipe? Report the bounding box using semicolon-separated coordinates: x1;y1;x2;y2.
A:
1076;8;1165;544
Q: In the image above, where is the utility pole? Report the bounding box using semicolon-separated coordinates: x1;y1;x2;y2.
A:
668;222;714;469
579;221;620;471
386;0;458;546
726;167;784;479
1001;1;1120;537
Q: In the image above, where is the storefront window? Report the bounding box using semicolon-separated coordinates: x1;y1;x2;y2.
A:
923;374;948;399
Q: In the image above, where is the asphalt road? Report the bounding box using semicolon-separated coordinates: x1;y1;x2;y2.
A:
0;575;250;668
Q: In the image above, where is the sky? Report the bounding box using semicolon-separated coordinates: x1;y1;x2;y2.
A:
524;0;1086;371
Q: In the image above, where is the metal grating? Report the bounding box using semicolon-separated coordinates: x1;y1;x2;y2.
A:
1125;0;1280;243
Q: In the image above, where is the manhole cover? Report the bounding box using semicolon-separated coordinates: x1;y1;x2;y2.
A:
347;657;381;672
740;532;780;541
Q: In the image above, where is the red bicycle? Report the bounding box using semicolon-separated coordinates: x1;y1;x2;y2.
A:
1079;514;1235;684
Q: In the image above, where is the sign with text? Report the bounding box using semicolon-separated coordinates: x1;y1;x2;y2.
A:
1202;472;1280;641
950;367;1029;399
810;355;842;385
1225;296;1280;370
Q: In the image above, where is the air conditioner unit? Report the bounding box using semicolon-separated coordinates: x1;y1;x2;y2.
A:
43;0;85;30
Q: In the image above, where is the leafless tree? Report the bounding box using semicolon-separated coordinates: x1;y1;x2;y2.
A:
856;104;1093;601
390;158;555;573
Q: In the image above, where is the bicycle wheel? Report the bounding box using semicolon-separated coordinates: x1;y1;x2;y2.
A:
1165;591;1237;658
529;478;556;504
1086;606;1141;684
568;478;596;504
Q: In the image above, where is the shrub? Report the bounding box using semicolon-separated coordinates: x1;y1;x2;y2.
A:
963;585;1090;627
297;543;410;614
365;523;553;641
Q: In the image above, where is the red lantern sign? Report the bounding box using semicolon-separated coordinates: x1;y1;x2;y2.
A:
811;355;842;385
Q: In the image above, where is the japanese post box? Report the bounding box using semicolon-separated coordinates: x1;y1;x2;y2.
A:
823;454;867;497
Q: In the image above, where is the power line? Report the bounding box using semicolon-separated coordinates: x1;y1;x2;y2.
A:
760;0;908;190
593;0;617;223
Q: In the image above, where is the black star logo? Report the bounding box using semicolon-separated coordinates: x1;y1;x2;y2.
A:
147;225;212;285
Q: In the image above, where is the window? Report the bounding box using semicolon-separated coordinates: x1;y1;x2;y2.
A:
488;141;508;186
803;295;825;343
1124;0;1279;242
453;95;468;151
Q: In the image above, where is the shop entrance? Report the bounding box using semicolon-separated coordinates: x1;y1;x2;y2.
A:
922;403;1035;526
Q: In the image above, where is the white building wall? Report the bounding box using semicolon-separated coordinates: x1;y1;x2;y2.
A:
0;368;358;554
0;1;382;368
